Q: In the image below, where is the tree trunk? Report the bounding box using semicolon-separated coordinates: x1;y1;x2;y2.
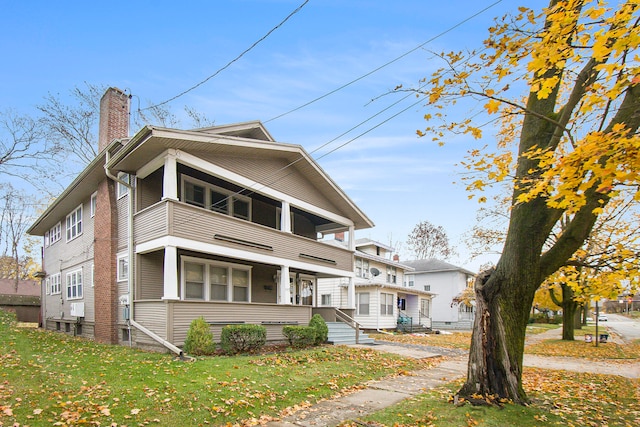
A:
458;239;541;405
561;284;576;340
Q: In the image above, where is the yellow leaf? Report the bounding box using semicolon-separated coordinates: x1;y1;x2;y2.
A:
485;99;501;114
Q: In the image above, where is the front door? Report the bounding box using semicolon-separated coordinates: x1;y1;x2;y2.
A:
290;273;315;306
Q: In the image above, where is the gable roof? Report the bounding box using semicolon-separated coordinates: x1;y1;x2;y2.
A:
403;259;476;276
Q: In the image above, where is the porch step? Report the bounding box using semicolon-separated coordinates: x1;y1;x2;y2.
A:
326;322;375;345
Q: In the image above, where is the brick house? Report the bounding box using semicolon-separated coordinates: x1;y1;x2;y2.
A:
27;87;373;354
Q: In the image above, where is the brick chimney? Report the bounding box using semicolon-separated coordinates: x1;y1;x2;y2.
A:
335;232;345;242
98;87;130;152
393;254;400;262
94;87;130;344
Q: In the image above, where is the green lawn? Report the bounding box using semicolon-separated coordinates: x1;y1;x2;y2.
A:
0;310;419;426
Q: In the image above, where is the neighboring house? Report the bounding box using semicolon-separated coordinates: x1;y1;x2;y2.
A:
27;87;374;354
0;277;41;322
318;237;433;331
403;259;476;330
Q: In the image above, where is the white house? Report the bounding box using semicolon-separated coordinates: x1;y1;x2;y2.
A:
318;237;433;332
403;259;476;330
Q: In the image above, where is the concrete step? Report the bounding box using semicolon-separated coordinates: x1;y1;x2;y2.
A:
327;322;375;345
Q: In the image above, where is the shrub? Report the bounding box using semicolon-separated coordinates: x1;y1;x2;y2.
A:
220;324;266;354
309;314;328;345
183;317;215;356
282;325;316;348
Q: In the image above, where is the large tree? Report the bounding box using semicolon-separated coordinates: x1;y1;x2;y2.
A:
406;220;455;260
415;0;640;404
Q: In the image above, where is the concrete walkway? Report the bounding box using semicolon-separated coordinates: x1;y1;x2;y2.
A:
266;328;639;427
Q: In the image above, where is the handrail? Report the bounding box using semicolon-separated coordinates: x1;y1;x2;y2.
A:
335;308;361;344
398;310;413;333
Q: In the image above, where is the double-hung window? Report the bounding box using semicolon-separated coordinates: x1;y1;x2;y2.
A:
90;192;97;217
356;292;370;315
49;222;61;245
117;254;129;282
66;269;83;300
66;206;82;241
182;257;251;302
117;172;130;199
49;273;61;295
386;266;397;284
182;177;251;221
380;293;394;316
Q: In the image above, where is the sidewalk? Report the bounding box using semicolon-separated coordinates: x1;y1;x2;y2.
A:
266;328;639;427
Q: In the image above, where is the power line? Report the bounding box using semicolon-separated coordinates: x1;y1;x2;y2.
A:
265;0;503;124
140;0;309;112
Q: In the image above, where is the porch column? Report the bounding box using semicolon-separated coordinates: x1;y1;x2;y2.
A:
162;150;178;201
163;245;179;300
278;265;291;304
348;225;355;251
347;277;355;309
281;201;291;233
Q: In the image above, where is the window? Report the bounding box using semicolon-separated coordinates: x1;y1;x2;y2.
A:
117;172;130;199
181;257;251;302
321;294;332;306
356;292;370;315
185;181;205;208
209;266;228;301
49;222;61;245
90;192;97;217
386;266;397;284
184;262;205;299
424;285;431;292
182;177;252;221
232;269;249;302
117;254;128;282
420;299;430;318
66;205;83;241
50;273;61;295
66;269;83;300
380;293;394;316
355;258;370;279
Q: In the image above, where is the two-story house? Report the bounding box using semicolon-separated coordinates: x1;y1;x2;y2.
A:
27;87;374;355
317;237;433;331
403;259;476;330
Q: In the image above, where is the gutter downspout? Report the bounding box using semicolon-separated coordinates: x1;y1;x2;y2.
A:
105;145;184;359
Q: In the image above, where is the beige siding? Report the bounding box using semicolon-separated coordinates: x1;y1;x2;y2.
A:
138;167;163;211
116;194;129;251
194;152;341;214
134;201;169;244
137;251;164;299
169;202;352;271
42;194;96;323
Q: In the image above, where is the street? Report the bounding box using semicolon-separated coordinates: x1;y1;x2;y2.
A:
597;313;640;342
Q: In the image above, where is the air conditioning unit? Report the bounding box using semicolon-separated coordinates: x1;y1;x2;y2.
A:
70;302;85;317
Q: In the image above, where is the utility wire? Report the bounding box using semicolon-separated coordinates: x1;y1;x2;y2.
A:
140;0;309;111
265;0;503;123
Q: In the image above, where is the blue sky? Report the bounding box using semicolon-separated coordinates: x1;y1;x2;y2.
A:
0;0;546;271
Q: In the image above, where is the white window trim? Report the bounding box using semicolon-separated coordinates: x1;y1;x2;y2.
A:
49;273;61;295
380;292;394;316
180;256;252;302
90;192;97;217
356;292;370;316
117;172;130;199
49;222;61;245
66;205;83;242
181;176;252;221
66;269;83;300
117;253;129;282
